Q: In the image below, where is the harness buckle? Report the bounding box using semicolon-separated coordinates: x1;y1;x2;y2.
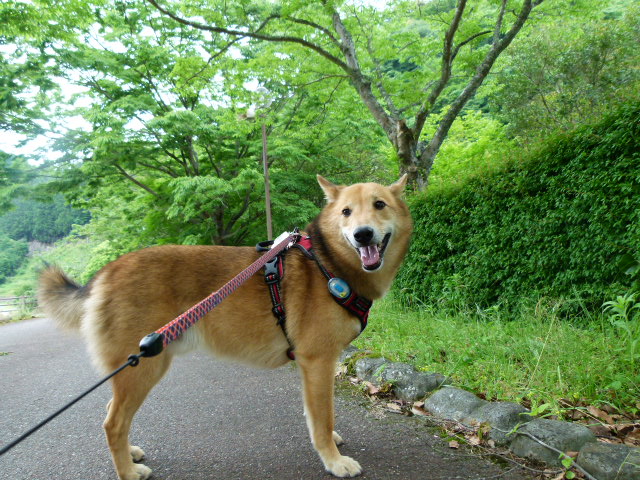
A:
256;240;274;252
264;257;281;283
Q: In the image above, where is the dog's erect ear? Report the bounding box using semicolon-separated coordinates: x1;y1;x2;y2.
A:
388;173;409;198
317;175;342;202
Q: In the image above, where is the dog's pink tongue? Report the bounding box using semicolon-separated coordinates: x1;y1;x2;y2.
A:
359;245;380;267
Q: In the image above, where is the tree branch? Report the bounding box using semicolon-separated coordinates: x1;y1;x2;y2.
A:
224;185;253;234
145;0;351;72
288;16;341;48
451;30;492;62
329;9;395;141
418;0;543;180
358;12;400;119
494;0;508;44
148;0;397;148
137;160;179;178
413;0;467;139
113;164;159;196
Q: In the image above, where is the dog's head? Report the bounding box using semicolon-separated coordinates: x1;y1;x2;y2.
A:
317;175;411;273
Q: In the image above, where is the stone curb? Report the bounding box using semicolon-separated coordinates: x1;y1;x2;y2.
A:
340;347;640;480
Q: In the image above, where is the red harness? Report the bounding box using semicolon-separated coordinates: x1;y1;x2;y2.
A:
259;235;372;360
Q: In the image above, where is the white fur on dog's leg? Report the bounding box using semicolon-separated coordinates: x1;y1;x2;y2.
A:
332;431;344;446
324;455;362;478
130;445;145;462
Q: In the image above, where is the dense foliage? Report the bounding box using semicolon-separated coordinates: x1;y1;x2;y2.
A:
0;234;28;283
486;4;640;140
1;0;637;304
0;196;89;243
397;104;640;313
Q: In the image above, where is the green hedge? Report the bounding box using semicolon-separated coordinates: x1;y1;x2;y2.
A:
397;104;640;313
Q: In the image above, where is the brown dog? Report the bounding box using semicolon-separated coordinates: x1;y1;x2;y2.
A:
38;175;412;479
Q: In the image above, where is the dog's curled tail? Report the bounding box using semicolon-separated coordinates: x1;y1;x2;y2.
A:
38;265;87;331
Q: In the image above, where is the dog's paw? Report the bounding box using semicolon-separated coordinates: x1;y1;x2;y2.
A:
122;463;152;480
324;455;362;478
332;431;344;446
134;464;152;480
130;445;145;462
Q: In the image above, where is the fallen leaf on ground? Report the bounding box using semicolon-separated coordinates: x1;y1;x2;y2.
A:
615;423;637;435
587;405;615;424
466;434;481;446
364;381;381;396
623;425;640;446
601;404;619;415
448;440;460;449
385;402;403;413
411;405;429;416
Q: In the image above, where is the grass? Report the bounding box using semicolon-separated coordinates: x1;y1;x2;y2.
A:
355;294;640;417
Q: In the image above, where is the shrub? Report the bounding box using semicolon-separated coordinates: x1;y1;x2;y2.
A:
397;104;640;314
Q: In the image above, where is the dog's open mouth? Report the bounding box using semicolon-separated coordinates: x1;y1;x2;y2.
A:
357;233;391;271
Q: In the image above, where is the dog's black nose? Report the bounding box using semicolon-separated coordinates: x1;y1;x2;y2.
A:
354;226;375;245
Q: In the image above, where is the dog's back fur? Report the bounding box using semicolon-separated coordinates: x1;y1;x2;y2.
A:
38;176;412;480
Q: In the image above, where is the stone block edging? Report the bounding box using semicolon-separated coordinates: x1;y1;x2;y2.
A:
341;347;640;480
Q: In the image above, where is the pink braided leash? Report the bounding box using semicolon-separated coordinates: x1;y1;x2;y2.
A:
138;231;299;357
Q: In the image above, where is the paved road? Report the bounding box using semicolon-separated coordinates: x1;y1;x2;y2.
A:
0;318;535;480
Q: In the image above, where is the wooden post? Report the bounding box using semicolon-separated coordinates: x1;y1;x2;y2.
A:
261;122;273;240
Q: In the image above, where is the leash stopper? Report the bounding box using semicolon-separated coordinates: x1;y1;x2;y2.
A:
139;332;164;357
328;277;351;300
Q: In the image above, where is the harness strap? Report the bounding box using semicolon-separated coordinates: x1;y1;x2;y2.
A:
257;234;373;361
263;255;295;360
258;240;295;360
292;236;372;332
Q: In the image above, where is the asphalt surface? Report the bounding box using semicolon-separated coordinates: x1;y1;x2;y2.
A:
0;318;536;480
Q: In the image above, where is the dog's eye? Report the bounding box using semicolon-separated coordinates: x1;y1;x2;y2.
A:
342;208;351;217
374;200;386;210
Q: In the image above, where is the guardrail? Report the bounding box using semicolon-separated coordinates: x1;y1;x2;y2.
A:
0;296;37;318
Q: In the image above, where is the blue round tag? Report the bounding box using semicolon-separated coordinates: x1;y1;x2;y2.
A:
328;277;351;299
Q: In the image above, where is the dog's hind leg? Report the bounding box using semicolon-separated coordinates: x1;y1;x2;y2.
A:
103;354;172;480
298;355;362;478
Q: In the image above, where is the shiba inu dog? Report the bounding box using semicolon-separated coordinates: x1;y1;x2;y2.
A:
38;175;412;479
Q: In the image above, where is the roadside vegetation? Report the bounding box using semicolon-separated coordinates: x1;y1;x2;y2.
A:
368;105;640;417
1;0;638;424
358;294;640;417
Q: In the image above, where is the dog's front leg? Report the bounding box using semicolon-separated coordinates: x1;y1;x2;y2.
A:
298;355;362;478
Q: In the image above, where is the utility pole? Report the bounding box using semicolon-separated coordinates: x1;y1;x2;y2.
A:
243;87;274;240
261;121;273;240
